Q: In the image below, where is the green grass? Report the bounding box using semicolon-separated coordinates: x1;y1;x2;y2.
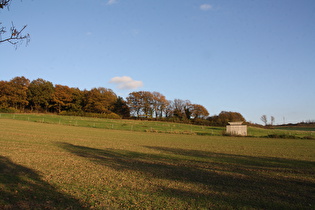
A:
0;113;225;135
275;126;315;132
0;119;314;209
1;113;314;139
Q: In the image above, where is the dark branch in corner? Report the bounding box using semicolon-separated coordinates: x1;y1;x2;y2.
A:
0;0;11;8
0;0;30;47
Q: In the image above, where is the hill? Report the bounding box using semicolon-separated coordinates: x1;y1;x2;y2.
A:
0;113;314;139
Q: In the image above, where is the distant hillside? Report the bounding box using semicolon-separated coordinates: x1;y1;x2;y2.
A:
274;122;315;131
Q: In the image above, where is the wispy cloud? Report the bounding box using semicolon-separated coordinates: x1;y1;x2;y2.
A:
107;0;117;5
200;4;212;11
109;76;143;90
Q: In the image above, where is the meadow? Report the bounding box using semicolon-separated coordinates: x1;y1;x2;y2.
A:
0;113;314;139
0;118;314;209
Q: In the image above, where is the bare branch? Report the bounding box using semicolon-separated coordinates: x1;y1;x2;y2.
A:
0;0;31;47
0;0;11;9
0;22;30;46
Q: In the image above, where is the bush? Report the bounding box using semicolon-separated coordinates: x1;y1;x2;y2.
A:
193;118;211;126
0;107;18;113
302;136;315;140
266;134;297;139
59;111;121;119
105;113;121;119
59;111;84;116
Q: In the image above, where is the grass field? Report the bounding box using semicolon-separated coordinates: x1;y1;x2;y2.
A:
0;118;314;209
0;113;314;139
275;126;315;132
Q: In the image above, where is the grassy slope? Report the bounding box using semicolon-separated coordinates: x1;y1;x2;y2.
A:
275;126;315;132
1;113;314;138
0;119;314;209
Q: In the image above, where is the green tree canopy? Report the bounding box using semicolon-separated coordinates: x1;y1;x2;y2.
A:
83;87;117;114
27;78;54;112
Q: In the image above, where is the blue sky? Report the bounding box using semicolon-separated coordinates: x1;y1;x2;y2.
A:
1;0;315;124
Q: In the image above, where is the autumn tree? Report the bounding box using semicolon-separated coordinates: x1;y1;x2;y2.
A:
172;99;191;120
0;77;29;110
142;91;154;118
9;76;30;110
126;91;142;117
151;92;168;118
126;91;154;118
219;111;245;125
0;80;10;108
27;78;54;112
0;0;30;46
0;77;217;123
191;104;209;119
52;85;74;113
208;111;245;126
83;87;117;114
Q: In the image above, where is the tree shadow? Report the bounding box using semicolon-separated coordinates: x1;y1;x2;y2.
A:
145;146;315;172
57;143;315;209
0;155;86;209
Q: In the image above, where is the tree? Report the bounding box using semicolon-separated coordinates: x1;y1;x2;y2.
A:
172;99;188;120
271;116;275;126
52;85;73;113
126;91;142;117
207;111;245;126
191;104;209;119
9;76;30;110
261;115;267;126
184;102;193;120
68;88;84;112
151;92;168;118
142;91;154;118
0;80;10;108
0;0;30;46
0;76;29;110
0;0;10;8
126;91;154;118
164;100;174;118
27;79;54;112
83;87;117;114
112;96;130;118
166;99;193;120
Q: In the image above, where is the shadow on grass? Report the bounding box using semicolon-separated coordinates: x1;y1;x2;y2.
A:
57;143;315;209
0;156;86;209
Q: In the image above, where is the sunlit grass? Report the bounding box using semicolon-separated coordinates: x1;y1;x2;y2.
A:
0;113;314;139
0;119;314;209
0;113;226;136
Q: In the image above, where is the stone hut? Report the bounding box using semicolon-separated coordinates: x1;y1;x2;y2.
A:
226;122;247;136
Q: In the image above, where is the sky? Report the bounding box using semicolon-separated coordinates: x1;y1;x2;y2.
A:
1;0;315;124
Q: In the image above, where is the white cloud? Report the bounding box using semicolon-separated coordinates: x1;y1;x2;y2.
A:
109;76;143;90
107;0;117;5
200;4;212;11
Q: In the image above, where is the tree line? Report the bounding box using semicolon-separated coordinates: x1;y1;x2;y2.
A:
0;76;246;126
